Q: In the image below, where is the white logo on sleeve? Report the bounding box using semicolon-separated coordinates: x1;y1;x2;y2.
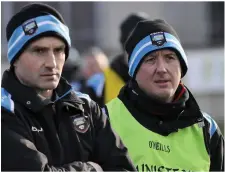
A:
31;126;43;133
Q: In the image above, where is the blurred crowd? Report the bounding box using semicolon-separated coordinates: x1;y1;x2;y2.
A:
62;12;149;107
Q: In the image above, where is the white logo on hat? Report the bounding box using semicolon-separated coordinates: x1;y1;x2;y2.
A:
22;19;38;35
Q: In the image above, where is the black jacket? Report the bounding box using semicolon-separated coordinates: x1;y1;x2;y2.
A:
1;69;136;171
109;80;224;171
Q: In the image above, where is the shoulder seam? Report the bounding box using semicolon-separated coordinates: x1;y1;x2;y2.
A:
202;111;218;139
73;90;92;103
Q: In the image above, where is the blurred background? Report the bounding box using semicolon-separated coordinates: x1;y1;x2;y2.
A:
1;1;224;131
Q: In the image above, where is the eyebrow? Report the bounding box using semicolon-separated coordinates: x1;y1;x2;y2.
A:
164;52;177;56
149;51;177;56
54;45;66;49
28;44;65;50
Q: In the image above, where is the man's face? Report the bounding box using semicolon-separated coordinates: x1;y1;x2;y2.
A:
14;36;66;90
135;49;182;102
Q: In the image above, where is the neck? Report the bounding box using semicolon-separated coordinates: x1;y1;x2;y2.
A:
15;70;53;99
37;89;53;99
148;93;174;103
128;80;188;116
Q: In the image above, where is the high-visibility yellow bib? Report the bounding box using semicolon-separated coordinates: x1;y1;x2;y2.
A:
106;98;210;172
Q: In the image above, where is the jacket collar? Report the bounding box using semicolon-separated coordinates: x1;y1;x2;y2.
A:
118;80;204;135
119;79;201;120
1;69;84;113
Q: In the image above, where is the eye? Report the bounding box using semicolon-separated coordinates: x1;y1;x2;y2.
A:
54;47;65;54
166;55;176;60
145;56;156;63
33;48;47;55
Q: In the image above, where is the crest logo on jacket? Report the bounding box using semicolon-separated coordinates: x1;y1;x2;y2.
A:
71;115;90;133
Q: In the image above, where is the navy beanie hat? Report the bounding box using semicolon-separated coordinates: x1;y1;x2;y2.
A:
125;19;188;78
6;3;71;64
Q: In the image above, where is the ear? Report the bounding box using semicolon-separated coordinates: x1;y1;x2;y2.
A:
13;59;19;67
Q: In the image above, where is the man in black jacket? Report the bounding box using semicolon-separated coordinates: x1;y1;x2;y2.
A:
1;3;136;171
105;19;224;171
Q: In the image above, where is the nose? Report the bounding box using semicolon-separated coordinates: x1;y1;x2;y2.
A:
155;57;167;74
45;51;56;69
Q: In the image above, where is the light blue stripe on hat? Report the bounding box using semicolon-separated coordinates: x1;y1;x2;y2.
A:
7;14;71;63
128;32;187;77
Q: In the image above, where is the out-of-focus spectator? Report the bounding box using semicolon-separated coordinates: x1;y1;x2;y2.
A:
85;12;149;107
81;47;109;80
61;47;85;91
80;47;109;104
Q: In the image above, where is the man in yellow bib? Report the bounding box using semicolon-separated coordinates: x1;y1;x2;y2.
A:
105;19;224;171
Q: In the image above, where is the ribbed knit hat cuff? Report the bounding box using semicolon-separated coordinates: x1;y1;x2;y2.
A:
128;32;187;78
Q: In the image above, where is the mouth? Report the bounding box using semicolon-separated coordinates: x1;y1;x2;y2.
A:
154;80;170;87
40;73;58;78
154;80;170;83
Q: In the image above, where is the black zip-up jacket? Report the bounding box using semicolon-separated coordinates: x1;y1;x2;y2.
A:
106;80;224;171
1;69;136;171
